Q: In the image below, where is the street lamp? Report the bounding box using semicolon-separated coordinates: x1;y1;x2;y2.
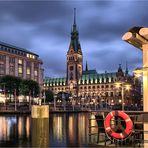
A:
54;93;57;111
43;85;48;105
81;97;85;110
115;82;131;111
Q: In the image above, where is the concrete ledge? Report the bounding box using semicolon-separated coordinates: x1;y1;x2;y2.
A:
31;105;49;118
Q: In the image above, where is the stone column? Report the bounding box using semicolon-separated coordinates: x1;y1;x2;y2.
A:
15;58;18;77
38;63;41;85
5;55;9;75
31;62;34;80
23;60;26;79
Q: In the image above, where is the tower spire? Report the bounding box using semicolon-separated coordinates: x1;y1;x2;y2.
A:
125;61;128;75
74;8;76;26
86;61;88;71
72;8;77;32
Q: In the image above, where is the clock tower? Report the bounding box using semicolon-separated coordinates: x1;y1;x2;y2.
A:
67;8;83;94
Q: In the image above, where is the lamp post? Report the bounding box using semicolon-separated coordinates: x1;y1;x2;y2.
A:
54;93;57;111
14;88;17;111
115;82;131;111
81;97;85;111
43;85;47;105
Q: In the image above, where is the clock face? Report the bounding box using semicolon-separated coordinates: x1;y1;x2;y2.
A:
70;66;73;71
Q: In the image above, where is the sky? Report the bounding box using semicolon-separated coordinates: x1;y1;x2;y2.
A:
0;0;147;78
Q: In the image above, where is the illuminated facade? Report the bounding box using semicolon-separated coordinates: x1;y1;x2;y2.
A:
0;41;43;85
44;10;141;106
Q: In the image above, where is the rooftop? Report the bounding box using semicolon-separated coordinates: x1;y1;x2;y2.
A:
0;41;38;56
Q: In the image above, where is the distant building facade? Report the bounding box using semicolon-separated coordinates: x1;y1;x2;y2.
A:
44;10;141;106
0;41;43;85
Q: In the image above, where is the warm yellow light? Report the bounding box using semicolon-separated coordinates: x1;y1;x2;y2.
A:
115;82;121;88
135;73;142;78
125;84;131;90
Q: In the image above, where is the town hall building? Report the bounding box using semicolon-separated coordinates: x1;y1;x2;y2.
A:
44;9;141;106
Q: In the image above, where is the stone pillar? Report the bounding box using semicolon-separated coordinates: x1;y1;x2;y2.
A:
15;58;18;77
38;63;41;85
31;62;34;80
31;105;49;147
143;44;148;144
5;55;9;75
23;60;26;79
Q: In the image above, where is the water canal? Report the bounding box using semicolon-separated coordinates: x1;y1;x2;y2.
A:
0;113;96;147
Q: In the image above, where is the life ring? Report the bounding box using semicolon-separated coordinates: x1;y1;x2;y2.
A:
104;111;133;139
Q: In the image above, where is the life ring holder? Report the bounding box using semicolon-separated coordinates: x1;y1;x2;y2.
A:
104;111;133;140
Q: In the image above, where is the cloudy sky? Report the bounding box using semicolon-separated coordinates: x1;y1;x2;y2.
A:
0;0;147;78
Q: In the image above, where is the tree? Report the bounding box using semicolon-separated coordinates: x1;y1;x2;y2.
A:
20;79;40;97
0;75;22;101
45;90;54;102
20;79;40;109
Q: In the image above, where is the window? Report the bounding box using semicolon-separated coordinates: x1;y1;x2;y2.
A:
111;85;113;88
26;61;31;66
27;54;30;58
34;63;39;68
34;70;38;76
111;92;113;97
27;67;31;75
10;65;15;75
9;57;15;63
0;55;6;61
26;53;35;59
106;77;109;83
18;59;23;64
0;63;5;74
18;66;23;74
69;66;73;71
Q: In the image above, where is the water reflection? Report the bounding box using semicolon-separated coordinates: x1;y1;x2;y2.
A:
0;115;31;147
49;113;89;147
0;113;90;147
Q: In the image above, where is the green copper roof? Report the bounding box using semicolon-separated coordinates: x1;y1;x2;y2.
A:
80;71;117;83
44;77;66;86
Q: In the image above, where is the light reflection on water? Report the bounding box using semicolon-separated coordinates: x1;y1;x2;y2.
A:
0;113;97;147
0;115;31;147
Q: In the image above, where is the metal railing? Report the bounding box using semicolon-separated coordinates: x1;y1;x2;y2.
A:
88;110;148;147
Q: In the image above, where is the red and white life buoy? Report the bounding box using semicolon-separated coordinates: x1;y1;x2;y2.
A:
104;111;133;139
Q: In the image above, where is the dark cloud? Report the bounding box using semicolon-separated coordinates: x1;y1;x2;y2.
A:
0;1;146;77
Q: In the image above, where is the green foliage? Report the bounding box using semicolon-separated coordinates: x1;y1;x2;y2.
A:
0;75;40;98
20;79;40;97
45;90;54;102
0;75;21;96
